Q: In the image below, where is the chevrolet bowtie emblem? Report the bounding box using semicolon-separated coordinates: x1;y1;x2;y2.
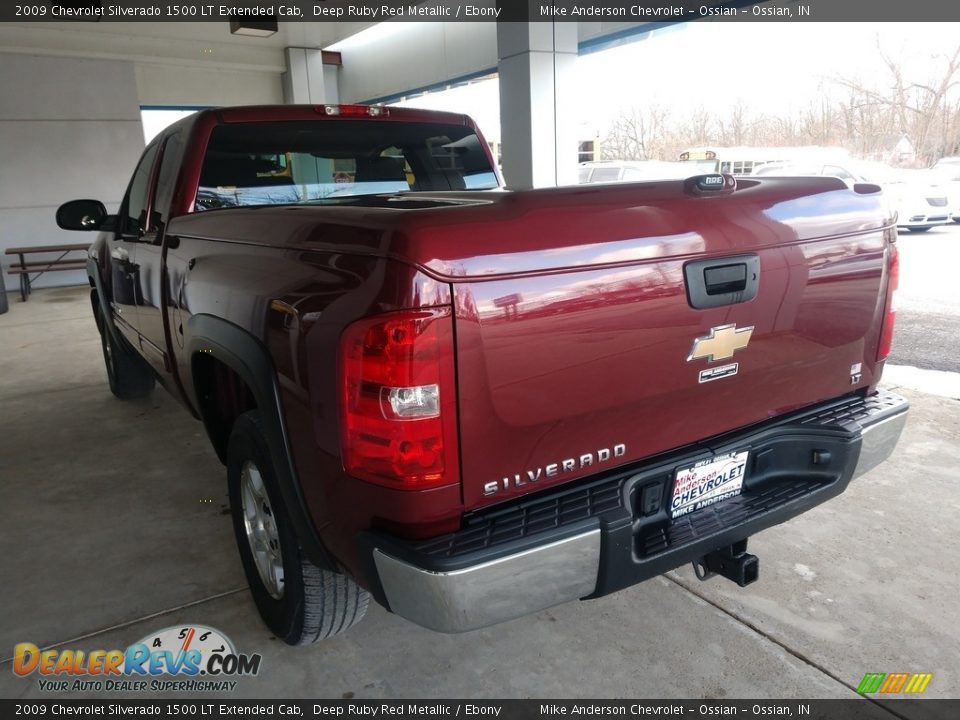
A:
688;324;754;362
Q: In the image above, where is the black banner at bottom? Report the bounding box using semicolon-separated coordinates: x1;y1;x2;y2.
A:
1;700;957;720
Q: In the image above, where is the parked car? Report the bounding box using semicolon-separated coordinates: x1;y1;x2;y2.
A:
579;160;691;183
929;166;960;223
751;160;862;187
883;169;952;232
56;105;907;644
753;162;950;232
932;156;960;172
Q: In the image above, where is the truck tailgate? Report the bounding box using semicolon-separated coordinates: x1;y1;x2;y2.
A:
447;178;894;509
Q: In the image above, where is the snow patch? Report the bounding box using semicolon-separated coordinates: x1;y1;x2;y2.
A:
883;364;960;400
794;563;817;581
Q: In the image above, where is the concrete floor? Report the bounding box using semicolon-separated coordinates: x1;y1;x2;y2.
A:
1;286;958;702
889;223;960;373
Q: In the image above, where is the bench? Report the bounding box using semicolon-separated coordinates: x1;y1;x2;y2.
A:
5;243;90;301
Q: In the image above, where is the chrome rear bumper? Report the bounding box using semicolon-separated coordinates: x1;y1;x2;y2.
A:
851;403;909;479
373;531;600;633
368;389;908;633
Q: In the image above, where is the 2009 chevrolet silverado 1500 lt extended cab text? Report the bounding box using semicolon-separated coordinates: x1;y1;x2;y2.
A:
57;105;908;645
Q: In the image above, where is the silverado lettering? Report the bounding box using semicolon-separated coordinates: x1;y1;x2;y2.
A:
58;104;908;643
483;444;627;495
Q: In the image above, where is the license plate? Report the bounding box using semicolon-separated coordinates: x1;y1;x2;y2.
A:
670;450;749;519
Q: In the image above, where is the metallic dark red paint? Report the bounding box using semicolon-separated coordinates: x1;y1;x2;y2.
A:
83;105;897;587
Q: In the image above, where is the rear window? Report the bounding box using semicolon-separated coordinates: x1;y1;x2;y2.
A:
195;120;497;211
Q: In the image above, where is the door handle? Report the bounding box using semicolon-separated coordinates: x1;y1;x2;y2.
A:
684;255;760;309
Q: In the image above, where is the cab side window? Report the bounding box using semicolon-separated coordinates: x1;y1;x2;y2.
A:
152;132;184;229
123;142;160;236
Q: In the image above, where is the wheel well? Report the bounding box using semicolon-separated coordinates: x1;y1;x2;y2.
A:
89;289;103;332
192;353;257;463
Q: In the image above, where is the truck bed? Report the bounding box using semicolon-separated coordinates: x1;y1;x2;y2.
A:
167;175;894;511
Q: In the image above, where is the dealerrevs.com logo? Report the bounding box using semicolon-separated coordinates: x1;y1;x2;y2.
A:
13;625;262;693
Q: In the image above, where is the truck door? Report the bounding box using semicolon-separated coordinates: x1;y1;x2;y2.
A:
109;141;160;349
132;132;183;380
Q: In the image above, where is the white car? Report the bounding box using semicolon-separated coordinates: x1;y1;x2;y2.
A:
930;165;960;224
932;156;960;172
578;160;692;184
753;162;951;232
752;161;861;187
884;169;952;232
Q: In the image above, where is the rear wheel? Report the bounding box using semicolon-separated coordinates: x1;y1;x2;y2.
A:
95;305;155;399
227;410;369;645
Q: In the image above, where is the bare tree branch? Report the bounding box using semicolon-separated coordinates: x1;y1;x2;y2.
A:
601;40;960;166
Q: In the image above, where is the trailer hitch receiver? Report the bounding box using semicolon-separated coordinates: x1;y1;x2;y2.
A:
693;539;759;587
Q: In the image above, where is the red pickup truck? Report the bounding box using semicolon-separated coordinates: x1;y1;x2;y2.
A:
57;105;908;645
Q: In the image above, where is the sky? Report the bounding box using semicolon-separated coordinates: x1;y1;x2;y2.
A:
392;22;960;145
142;22;960;147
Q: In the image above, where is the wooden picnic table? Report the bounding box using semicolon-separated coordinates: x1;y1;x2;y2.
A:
5;243;90;301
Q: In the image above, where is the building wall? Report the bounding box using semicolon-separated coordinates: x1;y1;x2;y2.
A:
335;20;647;104
0;53;145;292
323;65;340;104
135;64;283;107
336;23;498;103
0;53;288;297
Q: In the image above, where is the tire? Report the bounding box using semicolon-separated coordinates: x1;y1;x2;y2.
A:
227;410;369;645
95;305;155;399
0;270;8;315
907;227;932;232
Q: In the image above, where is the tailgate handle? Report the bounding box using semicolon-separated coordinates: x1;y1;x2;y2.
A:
704;263;747;295
685;255;760;309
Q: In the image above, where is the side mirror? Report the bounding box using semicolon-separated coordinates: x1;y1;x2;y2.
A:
56;199;108;231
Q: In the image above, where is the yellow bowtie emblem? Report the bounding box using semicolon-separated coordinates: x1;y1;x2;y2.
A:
688;324;754;363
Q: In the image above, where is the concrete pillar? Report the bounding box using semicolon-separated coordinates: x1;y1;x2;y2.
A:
282;47;327;104
496;21;578;189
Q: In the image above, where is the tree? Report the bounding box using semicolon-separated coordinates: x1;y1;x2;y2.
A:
717;101;751;146
833;41;960;163
601;39;960;166
601;105;672;161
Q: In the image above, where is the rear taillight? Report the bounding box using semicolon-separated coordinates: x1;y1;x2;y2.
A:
339;308;459;489
878;243;899;361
